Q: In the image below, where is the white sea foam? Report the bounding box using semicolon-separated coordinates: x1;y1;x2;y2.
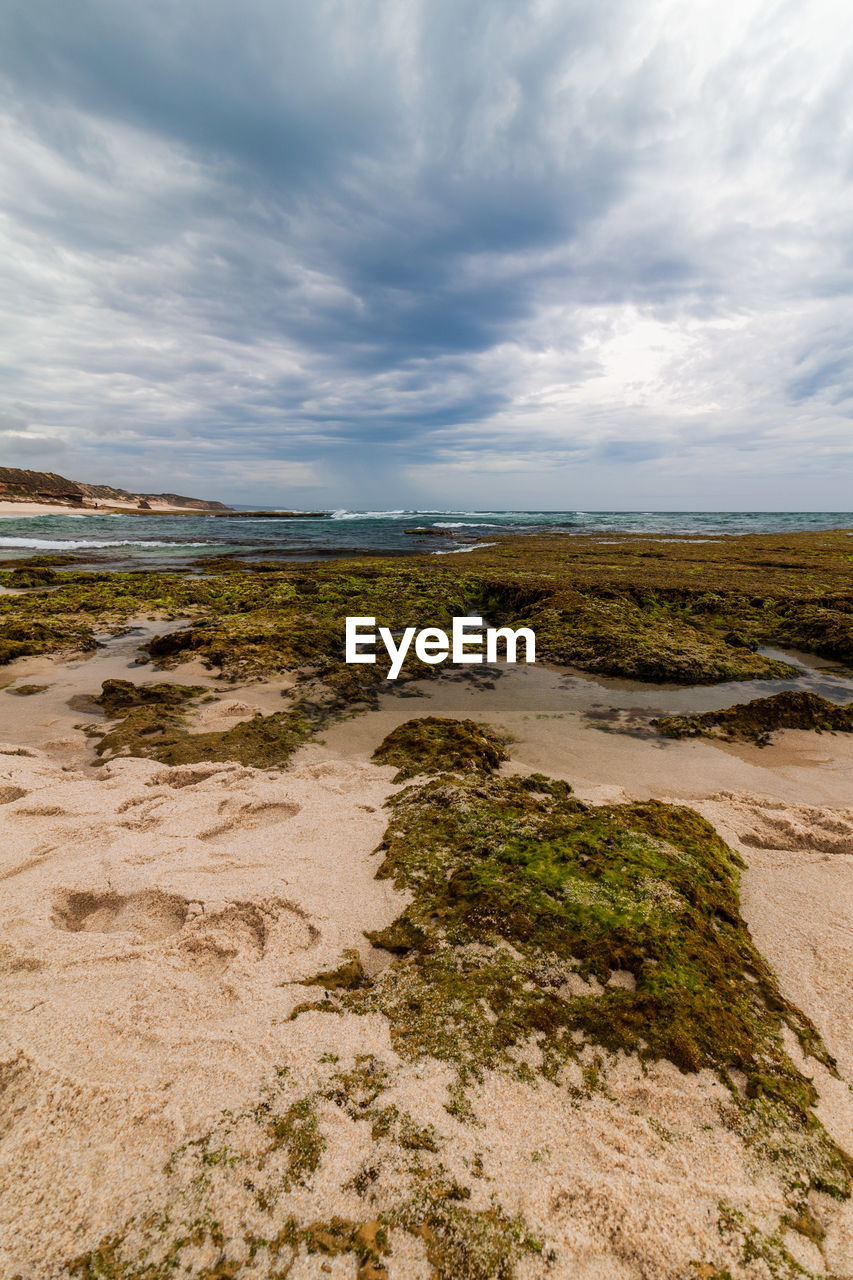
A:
0;513;83;521
0;538;206;550
330;510;516;523
432;542;498;555
331;509;409;520
0;511;127;522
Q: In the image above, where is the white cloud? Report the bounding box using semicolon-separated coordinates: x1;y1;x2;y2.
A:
0;0;850;506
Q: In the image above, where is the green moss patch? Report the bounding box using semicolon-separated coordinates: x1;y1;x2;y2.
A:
98;704;317;768
372;716;509;781
261;1096;325;1184
654;690;853;745
334;760;850;1197
515;586;798;684
64;1057;538;1280
301;948;369;991
5;564;59;588
90;678;317;768
1;530;851;694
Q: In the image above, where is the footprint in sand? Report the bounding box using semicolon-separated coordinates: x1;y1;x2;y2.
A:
50;887;191;942
50;887;319;969
178;898;317;967
711;792;853;855
0;785;28;804
149;766;227;790
197;799;301;842
114;795;166;831
11;804;65;817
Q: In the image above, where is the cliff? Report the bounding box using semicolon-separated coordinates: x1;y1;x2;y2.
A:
0;467;230;512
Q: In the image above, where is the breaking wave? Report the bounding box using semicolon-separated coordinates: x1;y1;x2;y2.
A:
0;537;207;550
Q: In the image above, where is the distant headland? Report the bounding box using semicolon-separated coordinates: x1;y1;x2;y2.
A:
0;467;329;518
0;465;230;514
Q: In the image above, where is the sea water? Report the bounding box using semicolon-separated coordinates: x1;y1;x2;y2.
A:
0;509;849;570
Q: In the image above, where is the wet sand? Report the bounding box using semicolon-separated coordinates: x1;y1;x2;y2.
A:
1;633;852;1277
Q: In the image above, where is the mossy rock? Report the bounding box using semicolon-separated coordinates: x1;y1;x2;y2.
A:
97;678;208;716
336;756;851;1197
1;531;852;688
94;699;316;769
654;691;853;745
723;629;759;651
302;949;369;991
372;717;509;781
6;565;58;588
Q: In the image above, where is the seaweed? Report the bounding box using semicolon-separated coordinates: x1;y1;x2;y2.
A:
0;529;851;692
5;565;60;588
371;716;509;781
301;948;369;991
334;732;850;1198
261;1096;325;1185
91;678;317;768
654;690;853;745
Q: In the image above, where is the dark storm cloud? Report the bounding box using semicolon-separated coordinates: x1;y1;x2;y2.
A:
0;0;851;506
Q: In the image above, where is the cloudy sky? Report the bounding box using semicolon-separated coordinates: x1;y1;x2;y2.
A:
0;0;851;508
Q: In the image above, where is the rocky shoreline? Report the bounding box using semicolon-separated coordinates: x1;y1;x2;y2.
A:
0;531;852;1279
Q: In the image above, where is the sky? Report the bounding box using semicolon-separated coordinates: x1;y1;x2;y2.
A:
0;0;851;509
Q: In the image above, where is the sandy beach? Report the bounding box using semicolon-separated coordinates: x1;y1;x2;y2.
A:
0;501;104;518
3;0;851;1266
1;614;852;1279
0;500;217;518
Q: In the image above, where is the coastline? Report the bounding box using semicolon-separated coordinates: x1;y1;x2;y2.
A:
0;500;109;517
0;500;226;518
0;535;851;1278
0;508;850;575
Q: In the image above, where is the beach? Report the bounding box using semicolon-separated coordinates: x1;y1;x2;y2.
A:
0;501;223;518
1;531;852;1278
3;0;850;1268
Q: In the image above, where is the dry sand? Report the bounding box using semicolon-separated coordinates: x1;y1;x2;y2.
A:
0;500;217;517
0;502;96;517
0;745;405;1271
1;645;852;1277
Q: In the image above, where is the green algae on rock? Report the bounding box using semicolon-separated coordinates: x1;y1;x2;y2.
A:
92;678;318;768
484;580;798;684
65;1057;538;1280
654;690;853;746
98;678;209;716
5;564;60;588
301;948;369;991
372;716;509;781
1;530;851;690
331;751;850;1199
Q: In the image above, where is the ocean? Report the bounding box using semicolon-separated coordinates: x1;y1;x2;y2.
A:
0;509;850;570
